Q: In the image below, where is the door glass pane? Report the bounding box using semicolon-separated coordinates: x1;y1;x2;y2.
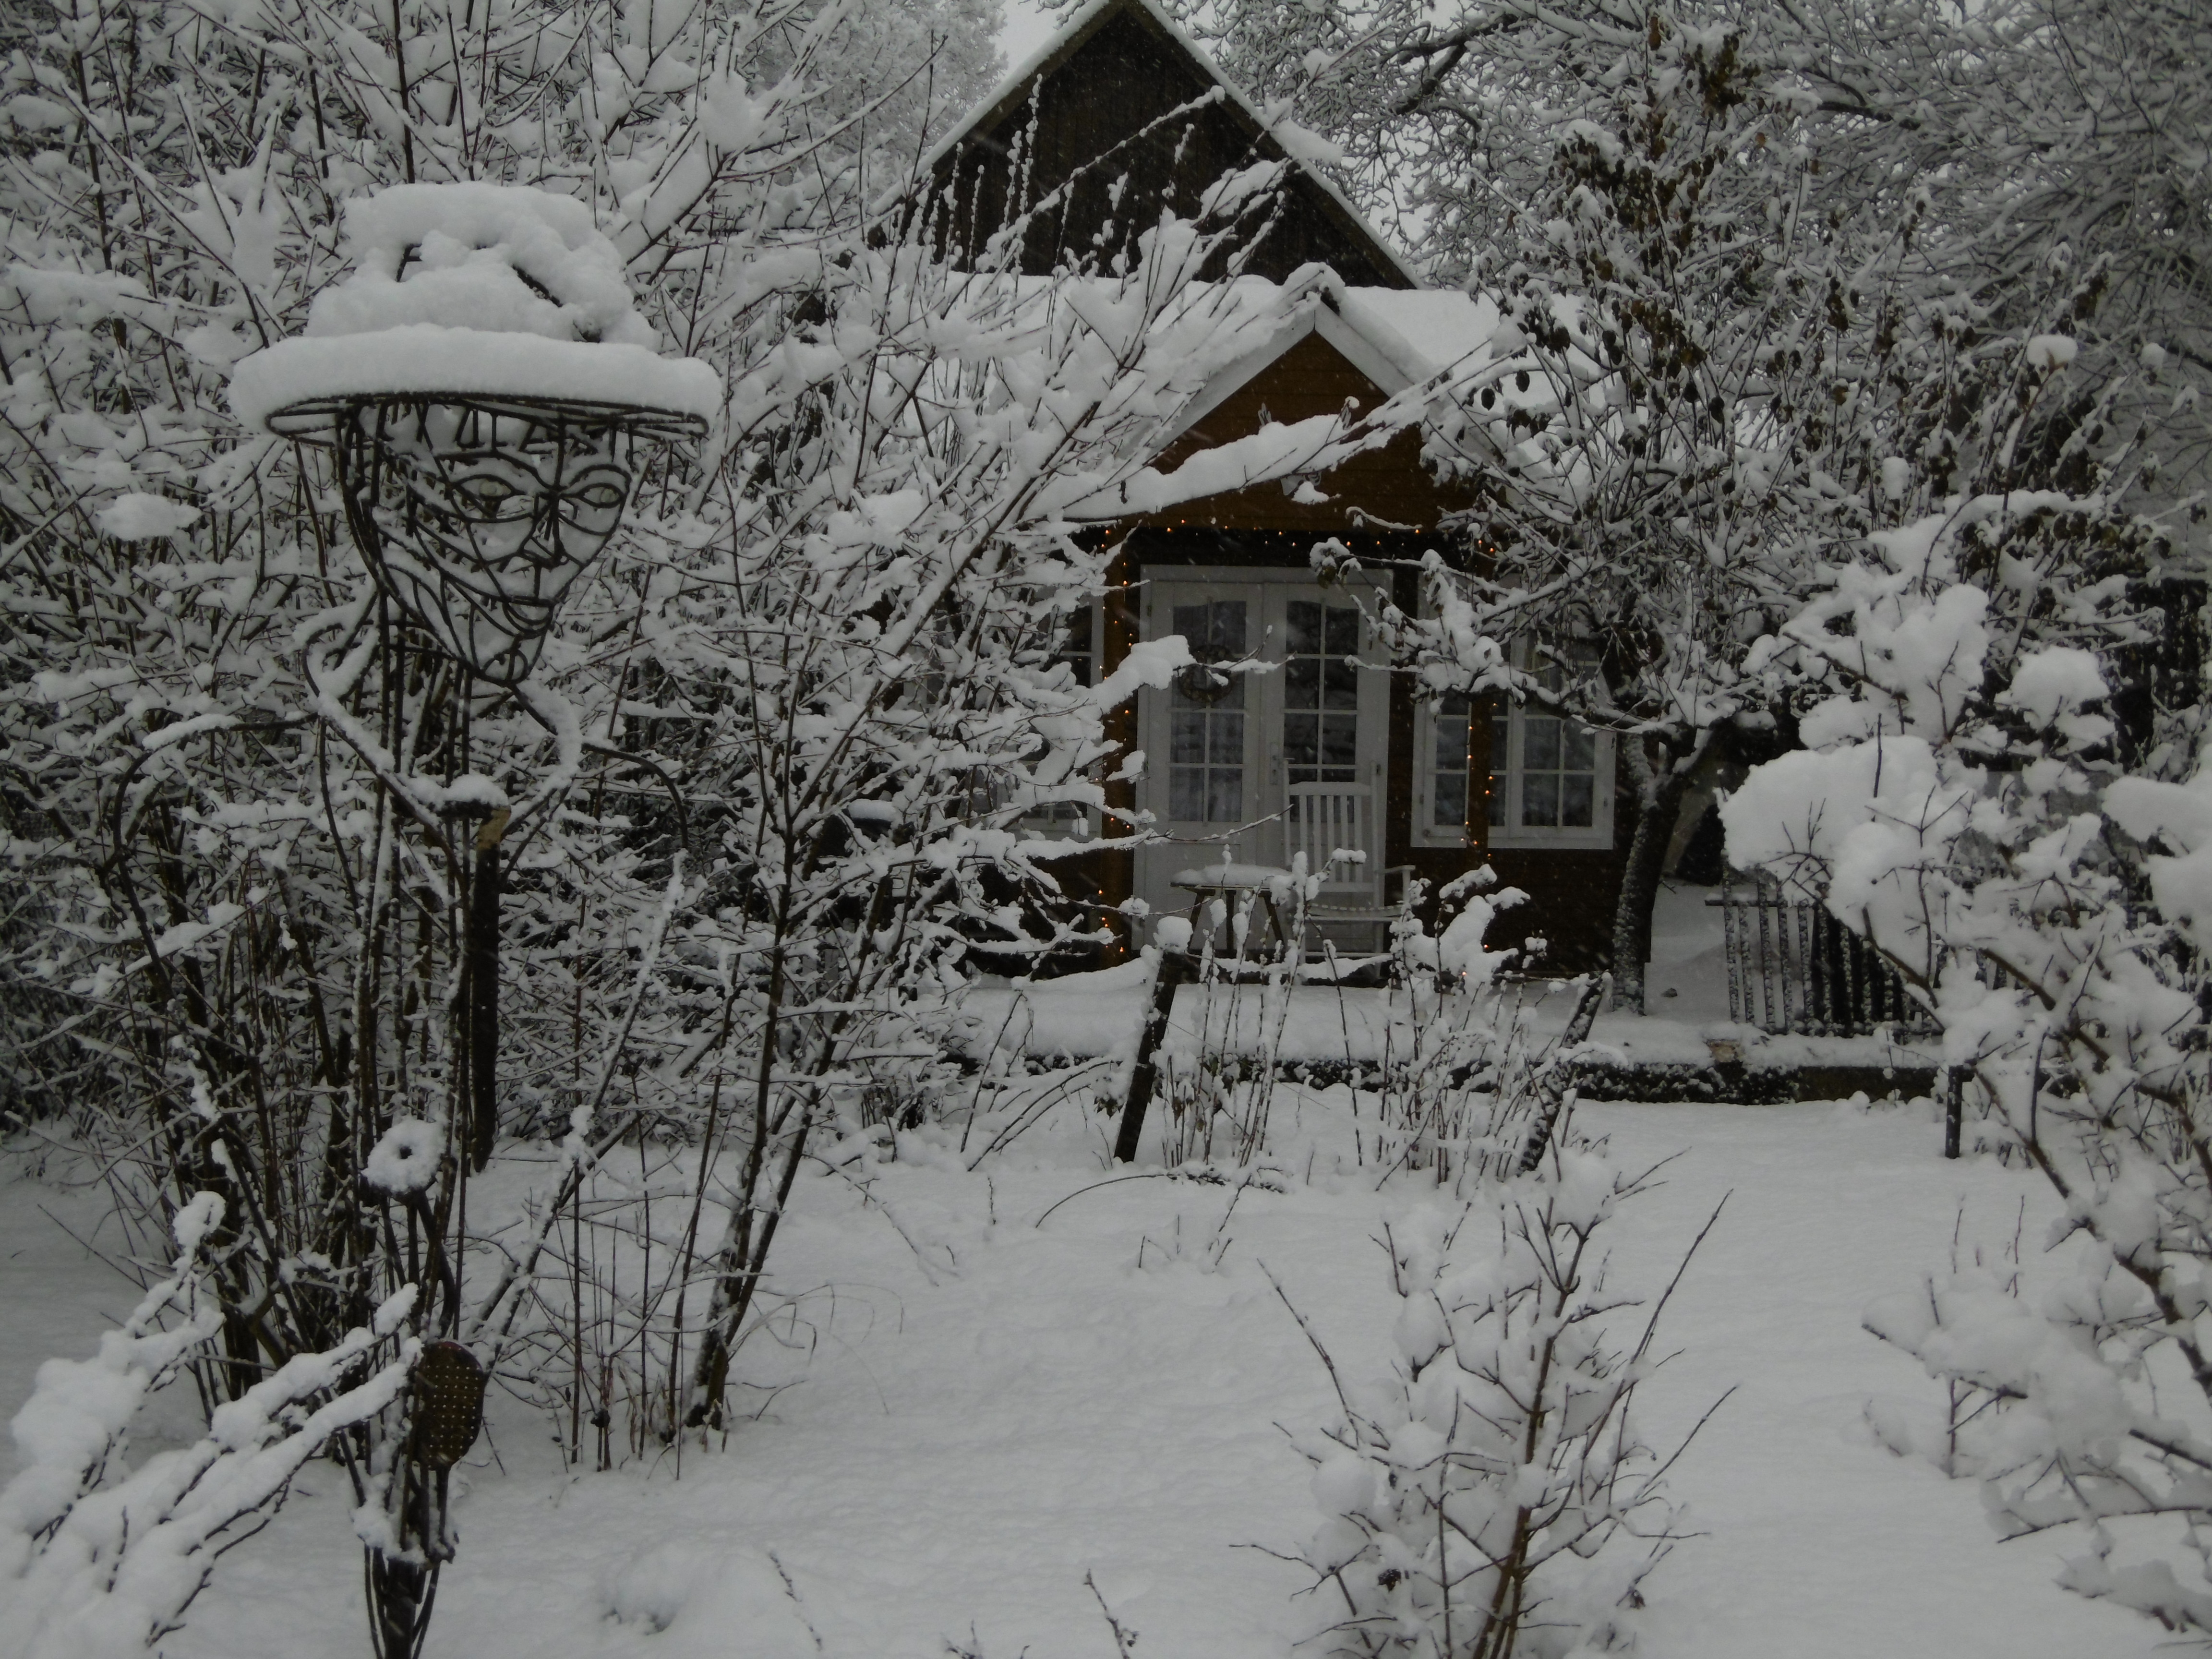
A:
1321;714;1357;769
1323;659;1358;709
1284;599;1360;785
1167;599;1247;822
1170;769;1208;821
1171;709;1206;763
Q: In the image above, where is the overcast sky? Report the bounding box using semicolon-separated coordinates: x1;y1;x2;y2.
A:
999;0;1059;66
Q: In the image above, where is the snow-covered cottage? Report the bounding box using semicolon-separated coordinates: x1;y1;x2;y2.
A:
926;0;1627;972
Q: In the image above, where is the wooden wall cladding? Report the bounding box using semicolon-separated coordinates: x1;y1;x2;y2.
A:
922;3;1409;289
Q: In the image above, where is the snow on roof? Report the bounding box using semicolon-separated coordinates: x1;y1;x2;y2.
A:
1146;268;1508;455
917;0;1424;291
1338;289;1510;382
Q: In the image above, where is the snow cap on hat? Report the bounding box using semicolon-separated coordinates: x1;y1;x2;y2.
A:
229;183;720;434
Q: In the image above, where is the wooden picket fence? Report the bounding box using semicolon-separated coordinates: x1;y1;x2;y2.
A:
1711;872;1933;1035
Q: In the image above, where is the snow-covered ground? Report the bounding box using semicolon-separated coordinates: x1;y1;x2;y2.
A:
0;1091;2164;1658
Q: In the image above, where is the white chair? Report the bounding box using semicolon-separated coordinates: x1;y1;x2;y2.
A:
1286;782;1376;898
1285;784;1411;951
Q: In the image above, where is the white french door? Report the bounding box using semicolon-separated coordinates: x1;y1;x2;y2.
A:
1133;570;1389;935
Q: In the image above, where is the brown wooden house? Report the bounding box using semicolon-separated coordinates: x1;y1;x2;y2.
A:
928;0;1630;973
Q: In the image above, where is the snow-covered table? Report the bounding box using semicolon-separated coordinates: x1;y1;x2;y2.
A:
1171;862;1296;959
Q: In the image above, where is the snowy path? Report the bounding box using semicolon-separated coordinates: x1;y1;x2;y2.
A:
1;1099;2164;1658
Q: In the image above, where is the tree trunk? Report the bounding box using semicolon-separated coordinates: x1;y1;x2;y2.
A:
1609;741;1695;1015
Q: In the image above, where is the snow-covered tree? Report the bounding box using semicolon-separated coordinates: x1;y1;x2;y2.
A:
1779;0;2212;492
1210;0;2204;1008
0;0;1372;1650
1719;299;2207;1636
1312;9;1920;1007
1181;0;2212;485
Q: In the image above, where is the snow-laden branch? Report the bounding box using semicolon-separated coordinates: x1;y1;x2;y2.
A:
0;1196;421;1659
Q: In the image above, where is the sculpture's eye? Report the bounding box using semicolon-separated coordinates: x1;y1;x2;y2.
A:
457;474;525;513
575;481;625;512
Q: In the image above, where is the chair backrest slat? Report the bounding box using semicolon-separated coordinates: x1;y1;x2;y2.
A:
1286;783;1376;897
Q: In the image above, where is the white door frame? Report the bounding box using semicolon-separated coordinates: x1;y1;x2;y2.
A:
1132;565;1391;938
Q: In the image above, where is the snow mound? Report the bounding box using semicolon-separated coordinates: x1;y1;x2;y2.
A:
229;183;720;430
601;1539;820;1654
323;184;651;347
362;1118;440;1194
96;493;201;541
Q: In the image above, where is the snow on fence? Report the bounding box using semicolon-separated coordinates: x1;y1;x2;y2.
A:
1712;872;1932;1036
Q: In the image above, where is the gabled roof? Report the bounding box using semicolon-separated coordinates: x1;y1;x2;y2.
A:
1101;274;1509;531
919;0;1422;291
1155;277;1503;452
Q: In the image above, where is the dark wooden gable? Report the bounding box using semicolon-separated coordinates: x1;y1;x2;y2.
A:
1131;329;1470;532
921;0;1413;289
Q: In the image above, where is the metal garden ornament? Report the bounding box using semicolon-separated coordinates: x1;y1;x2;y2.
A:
230;181;716;1659
234;181;717;683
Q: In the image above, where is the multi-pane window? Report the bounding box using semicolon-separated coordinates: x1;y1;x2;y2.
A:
1284;600;1360;786
1428;691;1473;835
1168;599;1248;822
1487;658;1609;845
1507;702;1598;828
1418;657;1612;849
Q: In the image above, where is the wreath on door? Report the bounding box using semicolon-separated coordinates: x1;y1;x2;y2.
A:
1175;659;1245;705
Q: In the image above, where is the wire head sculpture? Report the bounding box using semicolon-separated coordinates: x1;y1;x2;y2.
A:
317;392;698;685
229;182;719;685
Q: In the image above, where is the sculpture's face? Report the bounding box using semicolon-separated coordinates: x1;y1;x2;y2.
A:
340;401;635;685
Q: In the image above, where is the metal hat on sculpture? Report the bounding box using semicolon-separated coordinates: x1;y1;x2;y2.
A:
230;184;719;684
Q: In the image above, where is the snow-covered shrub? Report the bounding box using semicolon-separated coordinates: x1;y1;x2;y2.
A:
1142;862;1544;1174
1361;868;1551;1186
1149;851;1390;1167
1722;311;2212;1634
1285;1128;1719;1659
0;1195;418;1659
0;0;1394;1647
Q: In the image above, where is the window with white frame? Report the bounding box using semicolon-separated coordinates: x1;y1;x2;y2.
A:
1413;689;1476;847
1414;655;1614;850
